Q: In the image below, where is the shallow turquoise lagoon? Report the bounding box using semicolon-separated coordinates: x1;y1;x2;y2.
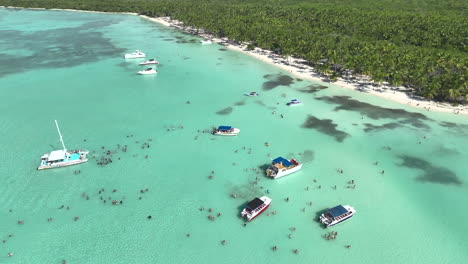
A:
0;8;467;264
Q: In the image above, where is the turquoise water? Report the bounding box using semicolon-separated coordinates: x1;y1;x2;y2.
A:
1;8;468;264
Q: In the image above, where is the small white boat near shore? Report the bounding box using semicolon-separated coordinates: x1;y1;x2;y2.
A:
266;157;302;179
212;126;240;136
38;120;89;170
201;39;213;45
124;50;146;59
287;99;303;106
138;68;157;75
139;59;159;65
319;205;356;228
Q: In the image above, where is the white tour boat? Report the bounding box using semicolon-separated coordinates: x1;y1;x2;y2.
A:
38;120;89;170
138;68;157;75
241;196;272;221
266;157;302;179
212;126;240;136
287;99;303;106
244;92;260;96
319;205;356;228
201;39;213;45
139;59;159;65
124;50;146;59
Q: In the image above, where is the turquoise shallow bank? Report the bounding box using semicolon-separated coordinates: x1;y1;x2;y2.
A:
1;8;468;264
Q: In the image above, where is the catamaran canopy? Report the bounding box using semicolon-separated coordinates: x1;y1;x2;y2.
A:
48;150;66;161
328;205;348;218
272;157;292;167
247;198;264;210
218;126;232;130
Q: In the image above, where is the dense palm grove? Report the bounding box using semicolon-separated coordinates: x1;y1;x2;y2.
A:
2;0;467;102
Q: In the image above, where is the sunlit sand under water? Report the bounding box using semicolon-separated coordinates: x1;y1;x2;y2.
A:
0;8;467;264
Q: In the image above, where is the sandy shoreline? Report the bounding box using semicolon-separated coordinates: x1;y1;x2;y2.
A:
142;15;467;115
2;6;466;115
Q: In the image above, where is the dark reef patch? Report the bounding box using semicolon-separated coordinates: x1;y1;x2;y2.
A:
398;155;461;185
262;73;294;90
363;123;402;132
317;96;429;120
438;121;468;135
176;39;198;44
317;96;431;130
302;115;350;142
302;150;315;162
297;84;328;93
234;100;246;106
255;100;266;106
0;18;125;77
216;107;233;115
219;48;227;51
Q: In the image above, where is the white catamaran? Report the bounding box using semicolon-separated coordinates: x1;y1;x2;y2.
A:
38;120;89;170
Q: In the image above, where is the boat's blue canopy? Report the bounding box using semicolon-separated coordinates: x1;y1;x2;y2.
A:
272;157;292;167
291;99;298;101
328;205;348;218
218;126;232;130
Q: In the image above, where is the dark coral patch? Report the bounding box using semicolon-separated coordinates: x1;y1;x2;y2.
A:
262;73;294;90
297;84;328;93
216;107;233;115
302;116;350;142
399;155;461;185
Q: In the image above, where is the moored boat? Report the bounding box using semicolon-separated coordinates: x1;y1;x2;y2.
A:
212;126;240;136
201;39;213;45
287;99;303;106
319;205;356;228
138;68;157;75
124;50;146;59
139;59;159;65
38;120;89;170
241;196;272;221
244;92;260;96
266;157;302;179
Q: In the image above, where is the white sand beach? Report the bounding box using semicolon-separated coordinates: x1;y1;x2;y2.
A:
3;6;465;115
142;15;467;115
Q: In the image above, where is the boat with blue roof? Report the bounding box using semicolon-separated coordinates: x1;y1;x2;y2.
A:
319;205;356;228
287;99;303;106
244;92;260;96
241;196;272;221
38;120;89;170
212;126;240;136
266;157;302;179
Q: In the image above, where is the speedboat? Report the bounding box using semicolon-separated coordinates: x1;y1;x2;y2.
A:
266;157;302;179
319;205;356;228
124;50;146;59
241;196;272;221
139;59;159;65
287;99;303;106
244;92;260;96
212;126;240;136
138;68;157;75
201;39;213;45
38;120;89;170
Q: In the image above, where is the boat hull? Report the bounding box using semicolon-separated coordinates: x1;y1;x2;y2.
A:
38;159;88;170
138;70;157;75
325;214;354;228
267;163;302;179
320;205;356;228
125;54;146;59
213;128;240;136
241;196;272;221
